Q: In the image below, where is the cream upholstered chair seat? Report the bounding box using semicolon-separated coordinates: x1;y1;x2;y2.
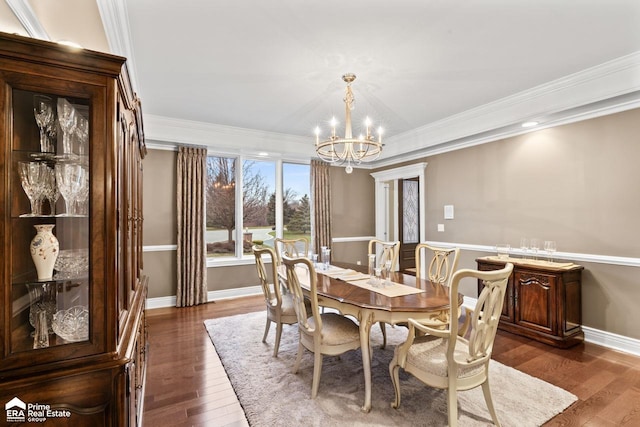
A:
404;335;485;379
269;293;295;317
306;313;360;345
282;254;362;398
390;263;514;427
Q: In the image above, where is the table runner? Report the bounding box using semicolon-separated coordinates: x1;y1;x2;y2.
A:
319;266;424;297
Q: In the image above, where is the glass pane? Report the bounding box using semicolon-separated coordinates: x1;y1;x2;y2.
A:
283;163;311;252
206;156;237;257
402;179;419;244
11;89;90;352
242;160;275;253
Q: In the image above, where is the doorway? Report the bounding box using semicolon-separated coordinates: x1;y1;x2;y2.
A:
371;163;427;273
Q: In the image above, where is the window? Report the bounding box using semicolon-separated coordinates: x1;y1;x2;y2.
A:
205;155;310;263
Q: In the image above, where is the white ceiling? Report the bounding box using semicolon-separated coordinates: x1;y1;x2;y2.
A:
3;0;640;165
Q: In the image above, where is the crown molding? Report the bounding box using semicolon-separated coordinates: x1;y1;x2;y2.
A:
379;51;640;162
96;0;140;94
144;114;312;160
6;0;50;40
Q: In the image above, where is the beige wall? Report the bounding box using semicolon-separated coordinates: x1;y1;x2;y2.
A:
419;109;640;256
142;148;176;298
330;167;376;265
142;108;640;340
375;108;640;339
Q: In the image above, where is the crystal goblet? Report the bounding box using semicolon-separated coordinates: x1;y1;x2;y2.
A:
530;238;540;260
19;161;45;216
75;116;89;156
55;163;85;216
57;98;77;155
42;166;59;215
34;95;54;153
544;240;557;262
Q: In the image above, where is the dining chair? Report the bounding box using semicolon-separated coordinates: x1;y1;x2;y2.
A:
415;243;460;285
368;239;401;271
274;237;310;265
252;245;298;357
368;239;400;348
281;254;362;398
389;263;514;427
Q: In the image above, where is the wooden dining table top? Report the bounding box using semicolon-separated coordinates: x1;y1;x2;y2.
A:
315;262;463;313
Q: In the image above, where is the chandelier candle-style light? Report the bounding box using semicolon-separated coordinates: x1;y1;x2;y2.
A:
314;74;383;174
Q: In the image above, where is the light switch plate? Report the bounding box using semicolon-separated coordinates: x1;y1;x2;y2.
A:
437;224;445;232
444;205;454;219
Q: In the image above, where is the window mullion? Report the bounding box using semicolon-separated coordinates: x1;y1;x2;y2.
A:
235;156;244;258
275;159;283;238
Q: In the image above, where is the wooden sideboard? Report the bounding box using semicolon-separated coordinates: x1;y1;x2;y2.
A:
476;257;584;348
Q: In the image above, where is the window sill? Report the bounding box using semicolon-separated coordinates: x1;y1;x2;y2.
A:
206;256;256;268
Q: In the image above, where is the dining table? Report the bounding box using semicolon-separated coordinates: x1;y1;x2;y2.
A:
279;261;464;413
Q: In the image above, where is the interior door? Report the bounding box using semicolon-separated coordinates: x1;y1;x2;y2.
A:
398;178;420;272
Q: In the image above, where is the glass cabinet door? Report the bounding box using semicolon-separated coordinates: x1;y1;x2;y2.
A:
10;88;91;353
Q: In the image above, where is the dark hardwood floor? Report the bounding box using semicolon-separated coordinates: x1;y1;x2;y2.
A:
143;295;640;426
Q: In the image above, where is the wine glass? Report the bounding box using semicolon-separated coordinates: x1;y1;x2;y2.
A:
544;240;557;262
42;166;59;215
530;238;540;260
519;237;529;259
19;161;45;216
368;254;376;281
74;167;89;215
34;95;54;153
383;259;392;287
75;116;89;156
55;163;85;216
374;267;382;288
57;98;77;155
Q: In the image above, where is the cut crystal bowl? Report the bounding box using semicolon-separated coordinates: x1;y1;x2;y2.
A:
52;305;89;342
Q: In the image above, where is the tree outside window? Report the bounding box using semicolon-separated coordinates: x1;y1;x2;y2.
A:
206;157;310;259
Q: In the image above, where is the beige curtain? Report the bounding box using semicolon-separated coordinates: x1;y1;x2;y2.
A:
176;146;208;307
311;159;332;255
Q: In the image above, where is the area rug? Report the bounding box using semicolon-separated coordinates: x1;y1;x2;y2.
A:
204;312;577;426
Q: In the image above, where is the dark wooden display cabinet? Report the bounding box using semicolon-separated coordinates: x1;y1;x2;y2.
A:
476;256;583;348
0;32;148;426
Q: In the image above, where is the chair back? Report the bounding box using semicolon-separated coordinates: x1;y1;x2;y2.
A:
252;245;281;307
368;239;400;270
415;243;460;284
274;237;310;264
282;255;321;333
448;263;513;362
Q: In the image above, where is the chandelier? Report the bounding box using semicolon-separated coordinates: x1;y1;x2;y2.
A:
314;73;383;174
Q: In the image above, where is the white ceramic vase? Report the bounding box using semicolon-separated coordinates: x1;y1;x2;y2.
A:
30;224;59;280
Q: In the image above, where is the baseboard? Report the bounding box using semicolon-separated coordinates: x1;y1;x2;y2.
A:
145;286;262;310
463;296;640;357
582;325;640;357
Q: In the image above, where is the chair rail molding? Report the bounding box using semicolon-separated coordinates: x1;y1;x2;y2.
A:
426;241;640;268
